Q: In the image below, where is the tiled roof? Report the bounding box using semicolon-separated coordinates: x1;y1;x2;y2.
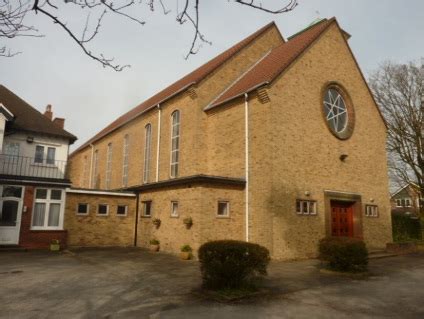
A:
207;18;335;109
0;85;77;142
72;21;280;155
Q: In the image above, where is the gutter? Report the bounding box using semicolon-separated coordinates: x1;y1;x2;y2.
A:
88;143;94;188
156;104;161;182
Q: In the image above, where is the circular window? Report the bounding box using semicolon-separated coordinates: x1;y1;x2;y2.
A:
322;86;354;139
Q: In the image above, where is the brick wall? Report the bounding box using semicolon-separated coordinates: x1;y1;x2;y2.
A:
64;191;136;247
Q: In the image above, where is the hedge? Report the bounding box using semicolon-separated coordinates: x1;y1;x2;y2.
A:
392;214;422;242
198;240;270;289
319;237;368;272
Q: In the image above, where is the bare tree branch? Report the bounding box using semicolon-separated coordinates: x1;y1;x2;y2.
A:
234;0;298;14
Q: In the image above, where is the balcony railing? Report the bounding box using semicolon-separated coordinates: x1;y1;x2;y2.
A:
0;154;68;180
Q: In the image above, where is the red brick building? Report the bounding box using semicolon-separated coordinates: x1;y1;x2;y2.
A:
0;85;76;249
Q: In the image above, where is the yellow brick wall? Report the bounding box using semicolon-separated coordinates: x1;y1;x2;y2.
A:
65;192;136;247
137;184;245;256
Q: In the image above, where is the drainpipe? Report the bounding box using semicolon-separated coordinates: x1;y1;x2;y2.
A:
244;93;249;242
88;143;94;188
156;104;161;182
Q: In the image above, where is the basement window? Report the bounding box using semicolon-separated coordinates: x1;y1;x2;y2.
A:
117;205;128;216
97;204;109;216
77;203;89;215
142;201;152;217
217;201;230;217
365;205;378;217
296;200;317;215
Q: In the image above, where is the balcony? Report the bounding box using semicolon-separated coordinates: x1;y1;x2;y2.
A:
0;154;68;181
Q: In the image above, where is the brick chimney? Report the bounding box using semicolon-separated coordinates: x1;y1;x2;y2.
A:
44;104;53;120
53;117;65;129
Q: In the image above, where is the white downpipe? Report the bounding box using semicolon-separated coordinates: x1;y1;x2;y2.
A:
156;104;161;182
244;93;249;242
88;143;94;188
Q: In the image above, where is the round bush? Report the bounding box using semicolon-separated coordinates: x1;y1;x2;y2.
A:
319;237;368;272
198;240;270;289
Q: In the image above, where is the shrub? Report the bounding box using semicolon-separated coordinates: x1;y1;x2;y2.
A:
319;237;368;272
150;239;160;245
198;240;270;289
392;214;422;242
181;244;192;252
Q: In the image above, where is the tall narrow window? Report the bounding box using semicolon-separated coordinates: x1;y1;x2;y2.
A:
92;150;98;188
122;134;129;187
143;124;152;183
105;143;113;189
170;110;180;178
82;155;88;187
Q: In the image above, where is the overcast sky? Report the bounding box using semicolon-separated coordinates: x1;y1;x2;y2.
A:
1;0;423;150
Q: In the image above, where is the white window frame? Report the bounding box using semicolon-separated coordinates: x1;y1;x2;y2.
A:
122;134;130;187
76;203;89;216
31;188;65;230
217;201;230;218
296;200;317;215
142;201;152;217
405;198;412;207
170;201;179;217
365;205;379;217
106;143;113;189
97;204;109;216
34;145;56;165
143;124;152;183
395;199;402;207
170;110;180;178
116;205;128;217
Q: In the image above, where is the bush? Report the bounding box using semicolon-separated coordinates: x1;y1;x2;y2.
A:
181;244;192;252
150;239;159;245
392;214;422;242
319;237;368;272
198;240;270;289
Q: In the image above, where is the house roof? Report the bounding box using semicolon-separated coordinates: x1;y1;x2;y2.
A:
391;182;420;198
0;85;77;142
206;18;335;109
72;21;281;155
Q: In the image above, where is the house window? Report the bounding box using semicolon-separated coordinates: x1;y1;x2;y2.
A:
32;188;64;229
92;150;98;188
34;145;44;163
171;201;179;217
217;201;230;217
170;110;180;178
143;124;152;183
34;145;56;164
77;203;89;215
365;205;378;217
142;201;152;217
4;142;20;157
405;198;412;207
46;147;56;164
396;199;402;207
97;204;109;216
117;205;128;216
296;200;317;215
122;134;129;187
106;143;113;189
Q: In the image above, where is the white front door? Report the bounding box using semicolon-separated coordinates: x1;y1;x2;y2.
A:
0;185;24;245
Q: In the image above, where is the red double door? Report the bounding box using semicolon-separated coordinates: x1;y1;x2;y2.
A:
331;201;354;237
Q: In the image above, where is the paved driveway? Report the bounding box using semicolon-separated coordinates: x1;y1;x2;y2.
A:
1;248;424;318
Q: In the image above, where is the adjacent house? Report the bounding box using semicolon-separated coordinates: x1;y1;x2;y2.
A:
0;85;76;249
391;183;422;217
68;17;393;259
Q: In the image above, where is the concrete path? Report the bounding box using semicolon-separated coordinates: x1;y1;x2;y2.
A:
1;248;424;318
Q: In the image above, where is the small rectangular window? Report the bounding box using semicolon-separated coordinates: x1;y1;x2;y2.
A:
395;199;402;207
217;201;229;217
296;200;317;215
34;145;44;163
142;201;152;217
77;203;89;215
50;189;62;200
117;205;128;216
171;201;179;217
365;205;378;217
46;147;56;164
97;204;109;216
405;198;411;207
35;188;48;199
